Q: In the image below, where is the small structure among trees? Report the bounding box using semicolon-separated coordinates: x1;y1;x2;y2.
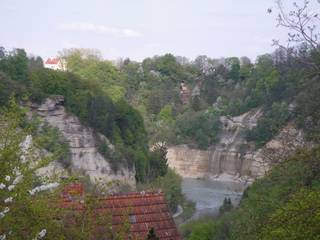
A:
44;57;66;71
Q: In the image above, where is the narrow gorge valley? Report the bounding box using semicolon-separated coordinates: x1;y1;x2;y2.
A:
167;108;308;218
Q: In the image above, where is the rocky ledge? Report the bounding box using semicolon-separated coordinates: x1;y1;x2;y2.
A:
32;96;136;188
167;108;309;182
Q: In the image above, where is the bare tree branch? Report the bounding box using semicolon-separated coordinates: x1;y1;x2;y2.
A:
272;0;320;74
275;0;319;49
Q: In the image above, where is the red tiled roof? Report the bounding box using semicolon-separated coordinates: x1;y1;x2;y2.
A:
58;184;181;240
45;57;60;65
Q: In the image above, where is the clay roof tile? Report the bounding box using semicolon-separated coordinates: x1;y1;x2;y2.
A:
58;184;180;239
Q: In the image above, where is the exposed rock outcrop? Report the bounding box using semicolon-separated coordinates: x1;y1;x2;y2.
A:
32;96;136;188
167;108;308;181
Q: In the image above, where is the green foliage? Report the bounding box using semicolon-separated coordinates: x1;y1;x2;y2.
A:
202;75;221;105
146;228;160;240
115;99;147;147
188;220;216;240
30;69;116;138
114;99;151;181
261;188;320;240
34;123;71;168
295;76;320;142
0;48;29;84
148;144;168;179
226;57;240;81
176;108;221;149
239;56;253;80
5;48;155;184
142;54;185;82
182;218;228;240
139;169;184;212
0;97;29;178
190;95;203;111
0;46;313;151
247;102;291;146
98;142;111;159
219;197;233;215
29;68;154;181
140;77;179;116
61;48;126;101
0;48;32;105
2;41;320;239
0;98;133;239
28;56;43;71
158;104;174;122
132;148;149;182
120;60;143;89
0;72;26;105
51;49;170;181
0;98;65;239
29;69;73;102
230;147;320;240
186;146;320;240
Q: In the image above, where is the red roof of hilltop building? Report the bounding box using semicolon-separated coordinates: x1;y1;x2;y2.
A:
45;57;61;65
58;183;181;240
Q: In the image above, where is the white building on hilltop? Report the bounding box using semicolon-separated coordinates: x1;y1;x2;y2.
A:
44;57;66;71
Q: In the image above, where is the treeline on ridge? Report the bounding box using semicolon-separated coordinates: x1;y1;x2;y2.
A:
0;47;167;182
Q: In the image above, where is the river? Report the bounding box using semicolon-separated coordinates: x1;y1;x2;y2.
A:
182;178;247;219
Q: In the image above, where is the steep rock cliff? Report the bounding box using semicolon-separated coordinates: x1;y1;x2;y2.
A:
32;96;136;188
167;108;308;181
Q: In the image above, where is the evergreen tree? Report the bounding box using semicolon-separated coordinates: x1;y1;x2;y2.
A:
146;228;159;240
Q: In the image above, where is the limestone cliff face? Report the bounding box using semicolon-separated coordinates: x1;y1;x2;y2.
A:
33;96;136;187
167;109;307;180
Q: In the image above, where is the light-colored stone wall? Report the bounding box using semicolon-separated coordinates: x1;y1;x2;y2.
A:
34;96;136;188
167;109;308;181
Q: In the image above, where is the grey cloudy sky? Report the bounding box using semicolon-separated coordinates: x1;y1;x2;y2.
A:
0;0;313;61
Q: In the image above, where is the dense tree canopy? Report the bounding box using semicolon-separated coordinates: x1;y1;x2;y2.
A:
0;47;166;183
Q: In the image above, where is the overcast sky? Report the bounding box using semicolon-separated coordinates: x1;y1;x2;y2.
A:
0;0;315;62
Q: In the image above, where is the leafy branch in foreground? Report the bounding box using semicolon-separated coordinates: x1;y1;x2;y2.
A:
0;98;62;239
